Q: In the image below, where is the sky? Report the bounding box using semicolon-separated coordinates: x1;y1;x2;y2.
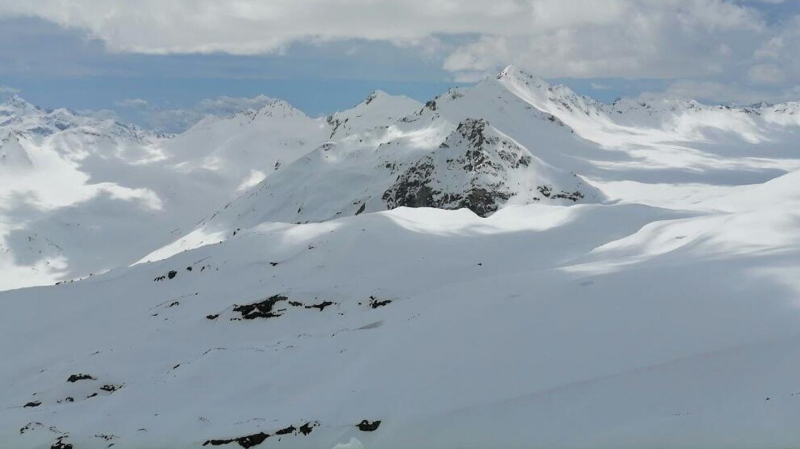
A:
0;0;799;132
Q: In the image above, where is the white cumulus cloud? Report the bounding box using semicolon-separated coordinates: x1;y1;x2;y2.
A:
0;0;797;91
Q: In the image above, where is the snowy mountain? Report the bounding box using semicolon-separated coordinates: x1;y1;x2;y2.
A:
4;67;800;288
0;96;328;290
0;132;33;168
326;90;423;139
2;66;800;448
161;99;330;190
143;72;606;259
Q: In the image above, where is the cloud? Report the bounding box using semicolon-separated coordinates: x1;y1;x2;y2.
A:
0;0;798;104
77;108;121;121
641;79;800;105
0;86;20;94
0;1;778;73
442;0;776;79
0;0;530;54
748;64;786;85
115;98;150;109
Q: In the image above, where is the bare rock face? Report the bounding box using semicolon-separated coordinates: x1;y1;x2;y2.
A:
383;118;557;217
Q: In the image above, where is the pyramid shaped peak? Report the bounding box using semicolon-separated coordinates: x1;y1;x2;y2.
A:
2;94;39;111
250;97;308;119
497;65;549;86
364;90;391;105
0;131;33;167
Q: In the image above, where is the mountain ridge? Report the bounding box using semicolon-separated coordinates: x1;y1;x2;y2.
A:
3;65;800;288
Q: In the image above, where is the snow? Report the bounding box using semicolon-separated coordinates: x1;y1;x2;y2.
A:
327;90;423;139
2;66;800;448
332;437;364;449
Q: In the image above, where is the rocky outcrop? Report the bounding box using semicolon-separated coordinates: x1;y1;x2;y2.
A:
382;118;581;217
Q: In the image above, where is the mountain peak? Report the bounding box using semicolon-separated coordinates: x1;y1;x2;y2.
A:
249;98;306;120
1;94;39;113
364;90;387;105
497;64;520;78
497;65;549;87
360;90;414;108
0;131;33;167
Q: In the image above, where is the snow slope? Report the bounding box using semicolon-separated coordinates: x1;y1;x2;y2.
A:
0;132;33;168
0;92;430;289
326;90;423;139
2;167;800;447
3;66;800;448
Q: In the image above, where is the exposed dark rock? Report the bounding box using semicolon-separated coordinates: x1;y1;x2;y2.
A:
20;422;43;434
382;119;516;217
538;184;584;202
552;190;584;202
537;185;552;197
364;91;378;105
298;422;317;435
382;159;435;209
355;203;366;215
232;295;288;320
457;188;510;218
357;420;381;432
305;301;334;311
67;373;95;383
206;314;219;320
204;422;319;448
274;425;295;435
457;119;490;149
167;270;178;280
100;384;121;393
203;431;270;448
51;436;72;449
24;401;41;408
368;296;392;309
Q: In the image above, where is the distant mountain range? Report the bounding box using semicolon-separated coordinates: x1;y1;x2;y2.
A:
2;66;800;448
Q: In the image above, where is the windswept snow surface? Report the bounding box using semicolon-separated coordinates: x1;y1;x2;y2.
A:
2;67;800;448
0;96;332;290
